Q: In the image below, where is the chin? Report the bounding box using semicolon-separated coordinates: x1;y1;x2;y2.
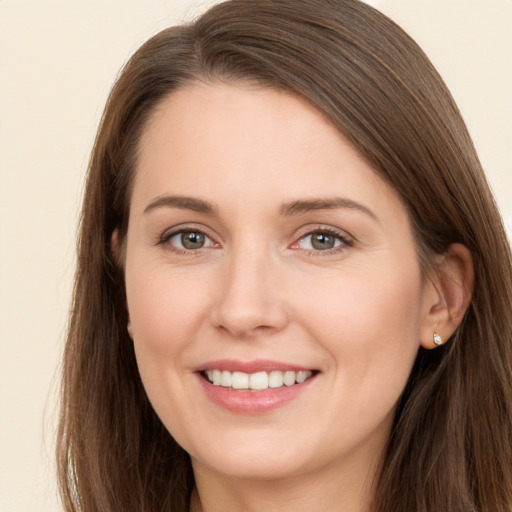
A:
193;452;308;481
186;427;329;482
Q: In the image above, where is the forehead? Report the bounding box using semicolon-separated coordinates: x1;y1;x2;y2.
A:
132;81;404;220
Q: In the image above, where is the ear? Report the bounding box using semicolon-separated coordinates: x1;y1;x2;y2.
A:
420;243;474;349
127;319;134;340
110;229;122;265
111;229;133;339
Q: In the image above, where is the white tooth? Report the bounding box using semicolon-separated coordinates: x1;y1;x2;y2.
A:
268;371;284;388
249;371;269;390
221;370;232;387
232;371;249;390
296;370;313;383
206;370;214;382
284;370;296;386
212;369;222;385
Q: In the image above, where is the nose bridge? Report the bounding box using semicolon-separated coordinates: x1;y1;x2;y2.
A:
212;237;288;337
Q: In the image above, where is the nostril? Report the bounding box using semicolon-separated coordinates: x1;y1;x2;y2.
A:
211;296;290;338
215;322;280;339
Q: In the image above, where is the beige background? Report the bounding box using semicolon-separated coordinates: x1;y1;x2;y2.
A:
0;1;510;510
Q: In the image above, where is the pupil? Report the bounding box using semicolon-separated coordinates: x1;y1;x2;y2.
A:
312;233;334;250
182;231;205;249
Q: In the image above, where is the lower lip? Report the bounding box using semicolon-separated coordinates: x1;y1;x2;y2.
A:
197;374;316;414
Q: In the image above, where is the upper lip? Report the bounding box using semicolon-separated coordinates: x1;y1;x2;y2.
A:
193;359;316;374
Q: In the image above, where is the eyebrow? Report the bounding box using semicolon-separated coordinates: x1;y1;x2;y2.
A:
143;194;377;221
143;195;216;215
279;197;378;221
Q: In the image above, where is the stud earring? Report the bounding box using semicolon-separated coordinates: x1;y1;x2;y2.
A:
433;332;443;346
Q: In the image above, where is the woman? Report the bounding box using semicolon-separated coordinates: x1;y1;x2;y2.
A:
57;0;512;511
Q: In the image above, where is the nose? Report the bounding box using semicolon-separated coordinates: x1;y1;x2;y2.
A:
210;245;290;339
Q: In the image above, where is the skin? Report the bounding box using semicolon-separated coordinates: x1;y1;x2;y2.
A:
123;82;470;512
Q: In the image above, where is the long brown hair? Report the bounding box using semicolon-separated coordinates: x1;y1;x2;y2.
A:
57;1;512;510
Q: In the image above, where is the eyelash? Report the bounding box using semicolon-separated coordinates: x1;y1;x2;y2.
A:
158;225;354;256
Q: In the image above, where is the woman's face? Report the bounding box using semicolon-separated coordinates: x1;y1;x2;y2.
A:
124;82;433;482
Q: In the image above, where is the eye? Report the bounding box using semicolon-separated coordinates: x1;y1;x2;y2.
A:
293;228;352;253
165;229;216;251
299;232;342;250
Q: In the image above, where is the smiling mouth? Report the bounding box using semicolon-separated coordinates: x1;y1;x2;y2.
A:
202;369;316;391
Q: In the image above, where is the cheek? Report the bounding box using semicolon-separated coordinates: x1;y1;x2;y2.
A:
125;263;213;435
291;265;424;450
303;262;421;323
126;264;212;356
295;261;424;389
124;262;217;427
